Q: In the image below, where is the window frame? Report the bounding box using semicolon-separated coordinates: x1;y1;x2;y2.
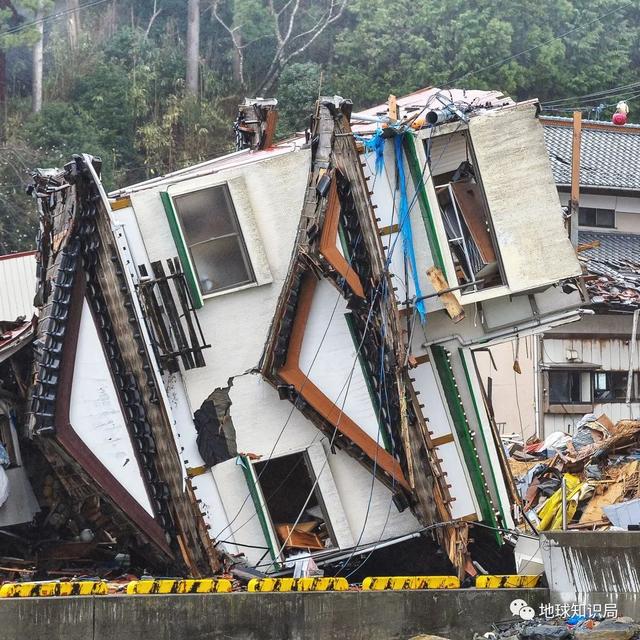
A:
172;183;256;297
592;370;640;402
545;369;593;413
161;176;273;308
578;206;616;229
242;443;354;566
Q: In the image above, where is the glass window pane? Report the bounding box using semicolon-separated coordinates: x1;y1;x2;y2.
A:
611;372;628;400
174;186;236;245
190;236;253;294
596;209;615;228
579;207;597;226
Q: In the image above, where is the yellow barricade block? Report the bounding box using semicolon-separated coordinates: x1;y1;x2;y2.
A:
0;581;108;598
362;576;460;590
475;575;541;589
125;578;232;595
247;577;349;592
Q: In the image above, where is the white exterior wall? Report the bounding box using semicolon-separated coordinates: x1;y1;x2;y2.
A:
116;147;422;568
0;252;37;321
117;149;311;410
557;191;640;233
542;335;640;435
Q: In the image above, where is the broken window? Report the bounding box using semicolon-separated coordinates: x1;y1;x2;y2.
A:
253;451;336;557
549;370;592;404
435;161;503;292
579;207;615;229
172;185;255;295
593;371;639;402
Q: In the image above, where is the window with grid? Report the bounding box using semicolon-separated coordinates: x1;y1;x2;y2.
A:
578;207;615;228
173;185;255;295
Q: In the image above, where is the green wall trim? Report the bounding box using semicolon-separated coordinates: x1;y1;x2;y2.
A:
403;134;446;272
430;345;499;537
343;312;393;453
458;348;506;541
159;191;204;308
239;456;280;568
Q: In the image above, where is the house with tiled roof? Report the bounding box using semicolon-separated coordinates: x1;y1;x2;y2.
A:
534;117;640;435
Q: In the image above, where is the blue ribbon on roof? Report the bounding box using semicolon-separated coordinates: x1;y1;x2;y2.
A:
394;133;426;322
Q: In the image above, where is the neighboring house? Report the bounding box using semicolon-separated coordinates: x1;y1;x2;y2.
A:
537;118;640;436
1;88;584;578
0;251;39;530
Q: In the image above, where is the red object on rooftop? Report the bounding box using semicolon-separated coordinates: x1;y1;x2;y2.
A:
612;112;628;126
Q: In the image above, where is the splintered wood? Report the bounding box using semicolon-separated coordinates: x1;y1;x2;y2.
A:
579;460;640;526
426;267;465;323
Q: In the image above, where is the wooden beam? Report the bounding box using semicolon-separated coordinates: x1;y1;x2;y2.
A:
426;267;465;323
569;111;582;247
388;94;398;122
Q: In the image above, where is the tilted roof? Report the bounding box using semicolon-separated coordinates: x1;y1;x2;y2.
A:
542;117;640;192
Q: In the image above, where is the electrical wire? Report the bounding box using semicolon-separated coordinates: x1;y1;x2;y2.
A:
443;1;636;89
0;0;111;40
213;234;365;542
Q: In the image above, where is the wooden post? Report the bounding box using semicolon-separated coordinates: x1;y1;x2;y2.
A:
426;266;465;323
569;111;582;246
388;94;398;122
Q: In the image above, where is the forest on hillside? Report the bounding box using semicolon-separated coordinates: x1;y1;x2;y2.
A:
0;0;639;252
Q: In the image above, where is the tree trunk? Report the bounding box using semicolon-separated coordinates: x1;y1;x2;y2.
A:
186;0;199;97
32;6;44;114
66;0;81;49
231;31;243;87
0;49;6;141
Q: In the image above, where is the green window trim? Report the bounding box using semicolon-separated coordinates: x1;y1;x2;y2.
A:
159;191;204;308
402;134;446;272
430;345;500;542
238;455;281;569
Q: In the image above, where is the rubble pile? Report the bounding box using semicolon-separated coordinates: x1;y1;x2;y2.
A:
476;615;640;640
507;415;640;531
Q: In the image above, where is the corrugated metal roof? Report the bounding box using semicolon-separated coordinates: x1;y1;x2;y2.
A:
542;118;640;191
0;251;37;321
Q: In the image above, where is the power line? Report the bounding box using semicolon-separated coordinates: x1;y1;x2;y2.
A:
0;0;111;40
444;1;636;89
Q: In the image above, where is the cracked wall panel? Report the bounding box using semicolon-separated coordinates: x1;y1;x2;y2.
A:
127;151;312;411
227;372;419;556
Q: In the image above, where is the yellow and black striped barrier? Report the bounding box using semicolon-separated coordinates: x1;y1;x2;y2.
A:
125;578;233;595
0;580;108;598
475;575;541;589
362;576;460;590
247;577;349;592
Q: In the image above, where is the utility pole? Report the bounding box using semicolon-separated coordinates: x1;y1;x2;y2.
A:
568;111;582;246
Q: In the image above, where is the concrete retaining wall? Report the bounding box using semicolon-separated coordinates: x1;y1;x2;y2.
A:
0;589;548;640
541;531;640;618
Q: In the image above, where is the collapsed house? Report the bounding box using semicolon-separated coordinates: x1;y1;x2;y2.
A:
0;88;585;579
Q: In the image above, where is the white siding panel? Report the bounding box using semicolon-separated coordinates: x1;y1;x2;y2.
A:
69;300;153;515
0;252;37;321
